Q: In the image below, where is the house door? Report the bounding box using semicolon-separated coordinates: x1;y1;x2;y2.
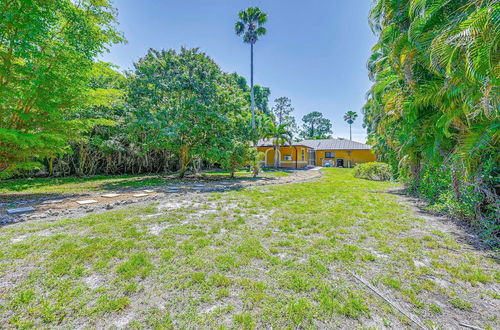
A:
336;159;344;167
308;150;316;166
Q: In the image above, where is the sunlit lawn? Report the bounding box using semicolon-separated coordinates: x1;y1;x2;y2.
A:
0;169;497;328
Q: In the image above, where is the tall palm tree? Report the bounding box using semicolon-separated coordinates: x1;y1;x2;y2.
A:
264;122;292;168
343;111;358;141
235;7;267;130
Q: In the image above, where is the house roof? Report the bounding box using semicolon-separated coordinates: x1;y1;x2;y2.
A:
256;139;371;150
256;139;309;148
300;139;372;150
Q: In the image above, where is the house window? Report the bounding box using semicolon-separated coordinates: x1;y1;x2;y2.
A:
301;149;305;161
284;155;292;161
325;152;335;158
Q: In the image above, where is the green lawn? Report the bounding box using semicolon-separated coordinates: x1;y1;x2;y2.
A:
0;169;498;328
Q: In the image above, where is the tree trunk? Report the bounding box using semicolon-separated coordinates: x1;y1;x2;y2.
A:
409;156;421;188
252;164;259;178
250;42;255;130
179;144;189;178
350;124;352;141
274;145;279;169
48;156;54;176
77;143;85;177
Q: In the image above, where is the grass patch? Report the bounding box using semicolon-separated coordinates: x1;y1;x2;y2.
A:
0;168;496;328
449;298;472;311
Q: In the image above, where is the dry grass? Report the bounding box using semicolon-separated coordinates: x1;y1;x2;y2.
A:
0;169;498;328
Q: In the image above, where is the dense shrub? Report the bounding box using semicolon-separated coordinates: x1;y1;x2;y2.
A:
409;158;499;247
353;162;391;181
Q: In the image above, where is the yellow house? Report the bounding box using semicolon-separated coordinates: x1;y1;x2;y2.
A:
256;139;376;168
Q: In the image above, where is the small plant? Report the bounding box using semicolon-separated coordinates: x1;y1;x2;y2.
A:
234;312;254;329
287;298;313;325
209;274;232;287
337;296;370;319
429;303;442;314
353;162;392;181
251;151;265;177
116;253;152;280
381;276;402;290
449;298;472;311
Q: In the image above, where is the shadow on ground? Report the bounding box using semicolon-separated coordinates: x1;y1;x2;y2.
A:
385;187;497;254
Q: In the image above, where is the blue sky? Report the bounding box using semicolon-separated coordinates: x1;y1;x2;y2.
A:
101;0;377;142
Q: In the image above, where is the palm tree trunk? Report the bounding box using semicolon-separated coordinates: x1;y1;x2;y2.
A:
274;145;279;169
250;42;255;130
350;124;352;141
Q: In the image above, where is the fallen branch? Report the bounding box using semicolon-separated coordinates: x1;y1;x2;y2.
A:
347;270;427;330
459;323;483;330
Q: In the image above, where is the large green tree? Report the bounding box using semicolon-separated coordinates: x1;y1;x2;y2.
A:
128;48;252;178
235;7;268;130
63;62;127;176
365;0;499;238
0;0;123;175
299;111;333;139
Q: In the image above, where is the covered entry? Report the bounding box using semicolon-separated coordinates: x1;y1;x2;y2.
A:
308;150;316;166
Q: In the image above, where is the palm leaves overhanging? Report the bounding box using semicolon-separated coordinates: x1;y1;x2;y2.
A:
364;0;499;243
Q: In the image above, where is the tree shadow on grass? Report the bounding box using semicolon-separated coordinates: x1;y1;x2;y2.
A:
0;175;147;192
0;193;80;207
385;187;497;254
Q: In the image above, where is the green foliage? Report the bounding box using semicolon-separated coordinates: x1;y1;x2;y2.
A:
251;152;266;177
343;111;358;125
128;47;251;177
0;0;123;175
235;8;268;45
263;121;293;168
254;85;272;114
216;142;257;178
364;0;500;245
271;97;297;135
116;253;153;279
449;298;472;311
1;3;273;179
353;162;392;181
228;74;271;114
299;111;333;139
344;111;358;140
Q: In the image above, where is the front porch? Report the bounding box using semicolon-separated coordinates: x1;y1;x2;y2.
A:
258;146;310;169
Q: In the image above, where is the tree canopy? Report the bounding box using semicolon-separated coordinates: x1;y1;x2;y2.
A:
271;97;297;136
235;7;268;45
343;111;357;125
0;0;123;175
299;111;333;139
127;48;252;177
